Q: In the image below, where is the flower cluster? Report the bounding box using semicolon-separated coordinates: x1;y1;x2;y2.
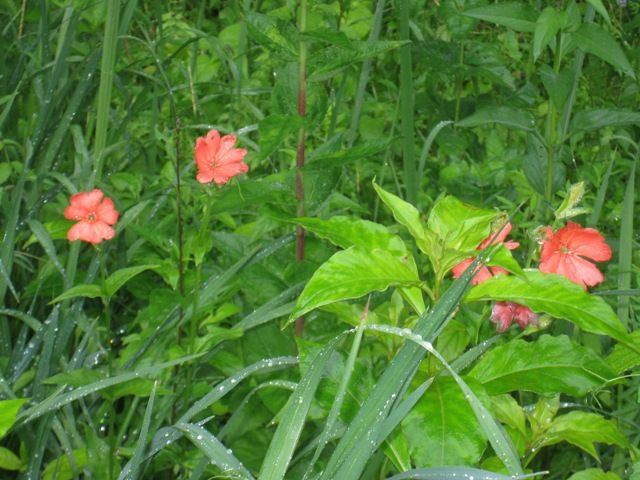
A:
64;129;248;244
452;220;611;333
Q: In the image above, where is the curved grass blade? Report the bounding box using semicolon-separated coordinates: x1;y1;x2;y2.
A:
119;381;158;480
387;467;547;480
0;309;41;332
236;282;303;331
178;422;255;480
259;335;346;480
364;324;523;475
617;159;636;326
27;219;65;279
17;354;201;425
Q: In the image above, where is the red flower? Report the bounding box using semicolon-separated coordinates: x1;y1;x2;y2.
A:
539;222;611;289
490;302;538;332
452;222;519;285
195;129;248;185
64;189;119;244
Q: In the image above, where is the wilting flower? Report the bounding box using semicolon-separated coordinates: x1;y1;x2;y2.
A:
539;222;611;289
64;189;119;244
195;129;248;185
452;222;519;285
491;301;538;332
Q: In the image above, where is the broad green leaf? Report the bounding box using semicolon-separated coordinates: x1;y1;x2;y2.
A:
427;196;497;252
387;467;543;480
309;40;407;81
466;270;629;344
568;469;621;480
372;181;432;253
290;246;420;320
43;449;88;480
571;109;640;133
209;171;294;214
491;395;527;440
457;107;536;132
570;23;635;78
523;133;565;195
104;265;157;299
403;377;486;466
296;216;407;255
43;368;105;386
306;139;390;169
469;335;615;396
533;7;562;61
0;447;22;471
462;3;537;32
540;411;628;460
51;284;104;303
0;399;26;438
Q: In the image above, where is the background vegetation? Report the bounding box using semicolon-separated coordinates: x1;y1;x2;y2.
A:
0;0;639;479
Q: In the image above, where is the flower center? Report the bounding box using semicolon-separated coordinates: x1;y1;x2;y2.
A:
561;245;571;254
87;213;96;222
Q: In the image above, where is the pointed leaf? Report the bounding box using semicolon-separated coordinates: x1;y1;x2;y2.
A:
568;469;621;480
470;335;615;396
290;246;420;320
571;109;640;133
0;399;26;439
533;7;562;61
570;23;635;78
457;107;536;132
466;270;629;344
51;284;104;304
462;3;537;32
104;265;157;299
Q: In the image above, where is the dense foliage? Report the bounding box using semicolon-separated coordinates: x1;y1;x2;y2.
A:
0;0;639;479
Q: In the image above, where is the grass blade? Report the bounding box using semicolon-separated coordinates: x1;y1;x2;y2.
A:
387;467;547;480
617;159;636;326
178;422;255;480
120;381;158;480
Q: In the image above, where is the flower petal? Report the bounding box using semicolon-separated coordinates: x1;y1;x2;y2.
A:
93;221;115;241
67;221;102;244
96;197;119;225
211;160;249;185
219;134;238;153
490;302;514;332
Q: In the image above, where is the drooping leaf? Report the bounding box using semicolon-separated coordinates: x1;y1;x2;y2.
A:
466;270;630;344
606;330;640;374
296;216;407;255
51;284;104;303
585;0;611;24
403;377;487;466
289;246;420;320
104;265;157;299
457;106;536;132
570;23;635;78
539;66;574;110
571;109;640;133
0;447;22;471
462;3;537;32
469;335;615;396
540;411;628;460
568;469;621;480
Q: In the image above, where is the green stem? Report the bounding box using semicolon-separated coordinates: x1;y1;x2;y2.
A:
295;0;307;337
397;0;417;205
544;35;562;203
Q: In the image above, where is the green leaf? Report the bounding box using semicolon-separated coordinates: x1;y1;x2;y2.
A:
606;330;640;374
585;0;611;25
0;447;22;471
457;107;536;132
466;270;630;344
533;7;562;61
403;377;487;466
290;246;419;320
570;23;635;78
387;467;543;480
372;182;433;254
42;449;88;480
43;368;105;386
309;40;407;82
571;109;640;133
51;284;104;303
0;399;26;439
568;469;621;480
540;411;628;460
469;335;615;396
462;2;537;32
296;216;407;255
104;265;157;299
306;140;390;169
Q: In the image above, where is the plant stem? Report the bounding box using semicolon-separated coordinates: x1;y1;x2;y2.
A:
295;0;307;337
397;0;417;205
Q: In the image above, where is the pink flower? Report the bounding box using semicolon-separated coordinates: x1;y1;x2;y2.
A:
195;129;248;185
539;222;612;289
452;222;519;285
64;189;119;244
490;302;538;332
